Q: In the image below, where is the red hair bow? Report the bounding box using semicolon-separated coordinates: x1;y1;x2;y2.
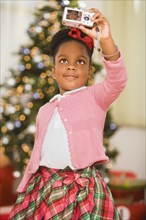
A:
68;28;94;50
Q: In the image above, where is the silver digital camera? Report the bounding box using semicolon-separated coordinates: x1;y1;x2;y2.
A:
62;7;94;28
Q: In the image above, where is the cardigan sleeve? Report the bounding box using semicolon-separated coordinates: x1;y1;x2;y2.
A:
91;53;128;111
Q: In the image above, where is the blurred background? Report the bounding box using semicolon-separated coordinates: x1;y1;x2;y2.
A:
0;0;146;219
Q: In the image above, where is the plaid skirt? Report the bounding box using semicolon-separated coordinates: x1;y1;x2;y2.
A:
9;165;120;220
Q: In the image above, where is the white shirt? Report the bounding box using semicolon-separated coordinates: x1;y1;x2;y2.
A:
39;87;86;169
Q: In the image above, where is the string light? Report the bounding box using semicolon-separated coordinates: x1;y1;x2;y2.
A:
23;108;31;115
0;146;5;154
13;171;21;178
33;55;41;63
17;85;24;94
23;158;30;165
7;78;16;86
110;123;117;130
104;177;109;184
106;162;113;169
40;72;46;78
24;55;30;62
39;79;47;86
33;93;39;99
61;0;70;6
28;125;36;133
27;102;33;108
46;70;52;77
1;126;7;133
30;47;39;57
29;78;36;85
42;54;48;60
39;92;44;99
35;26;42;33
19;114;26;121
44;13;51;19
19;64;25;71
2;136;9;144
23;48;30;55
16;76;21;82
18;133;24;140
44;61;50;67
42;39;48;46
6;122;14;130
25;63;31;69
48;78;54;85
7;105;16;114
49;86;55;93
14;121;21;128
24;84;32;91
39;32;45;40
15;105;21;111
47;36;52;42
22;76;29;83
37;62;44;69
5;71;12;78
22;144;30;153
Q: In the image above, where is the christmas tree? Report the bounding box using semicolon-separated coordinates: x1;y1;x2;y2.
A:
0;0;118;174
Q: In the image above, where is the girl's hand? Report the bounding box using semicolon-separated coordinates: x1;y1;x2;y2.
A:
78;8;120;61
78;8;111;41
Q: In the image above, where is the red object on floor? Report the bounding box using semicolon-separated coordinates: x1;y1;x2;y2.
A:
0;214;9;220
0;206;13;220
109;170;137;179
117;203;146;220
109;170;146;219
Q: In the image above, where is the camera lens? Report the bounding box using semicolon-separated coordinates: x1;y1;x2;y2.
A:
84;16;89;21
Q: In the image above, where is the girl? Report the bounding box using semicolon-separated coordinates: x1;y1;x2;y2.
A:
9;8;127;220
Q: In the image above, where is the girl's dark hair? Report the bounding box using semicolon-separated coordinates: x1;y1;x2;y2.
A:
50;28;94;61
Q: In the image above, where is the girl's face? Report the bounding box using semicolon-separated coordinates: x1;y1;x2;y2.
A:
68;11;78;20
52;40;93;95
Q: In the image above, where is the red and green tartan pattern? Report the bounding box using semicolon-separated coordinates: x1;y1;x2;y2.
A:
9;166;120;220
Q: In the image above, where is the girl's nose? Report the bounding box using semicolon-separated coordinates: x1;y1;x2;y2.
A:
67;65;76;70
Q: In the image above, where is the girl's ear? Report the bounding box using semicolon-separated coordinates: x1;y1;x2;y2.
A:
52;66;56;79
88;66;95;79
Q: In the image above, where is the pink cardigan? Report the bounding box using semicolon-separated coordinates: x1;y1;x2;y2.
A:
17;56;127;192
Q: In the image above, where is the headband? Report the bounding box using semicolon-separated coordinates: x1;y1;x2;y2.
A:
68;28;94;50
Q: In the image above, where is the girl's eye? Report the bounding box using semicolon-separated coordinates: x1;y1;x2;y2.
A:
60;59;68;64
77;60;85;64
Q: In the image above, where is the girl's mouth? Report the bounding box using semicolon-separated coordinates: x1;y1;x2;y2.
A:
64;74;78;80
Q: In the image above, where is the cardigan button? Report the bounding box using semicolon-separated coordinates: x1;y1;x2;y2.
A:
68;131;72;134
64;118;68;122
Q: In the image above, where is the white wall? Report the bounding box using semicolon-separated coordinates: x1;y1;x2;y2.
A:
110;127;146;179
1;0;36;82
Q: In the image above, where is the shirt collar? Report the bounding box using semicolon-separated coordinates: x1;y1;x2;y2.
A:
50;86;86;102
